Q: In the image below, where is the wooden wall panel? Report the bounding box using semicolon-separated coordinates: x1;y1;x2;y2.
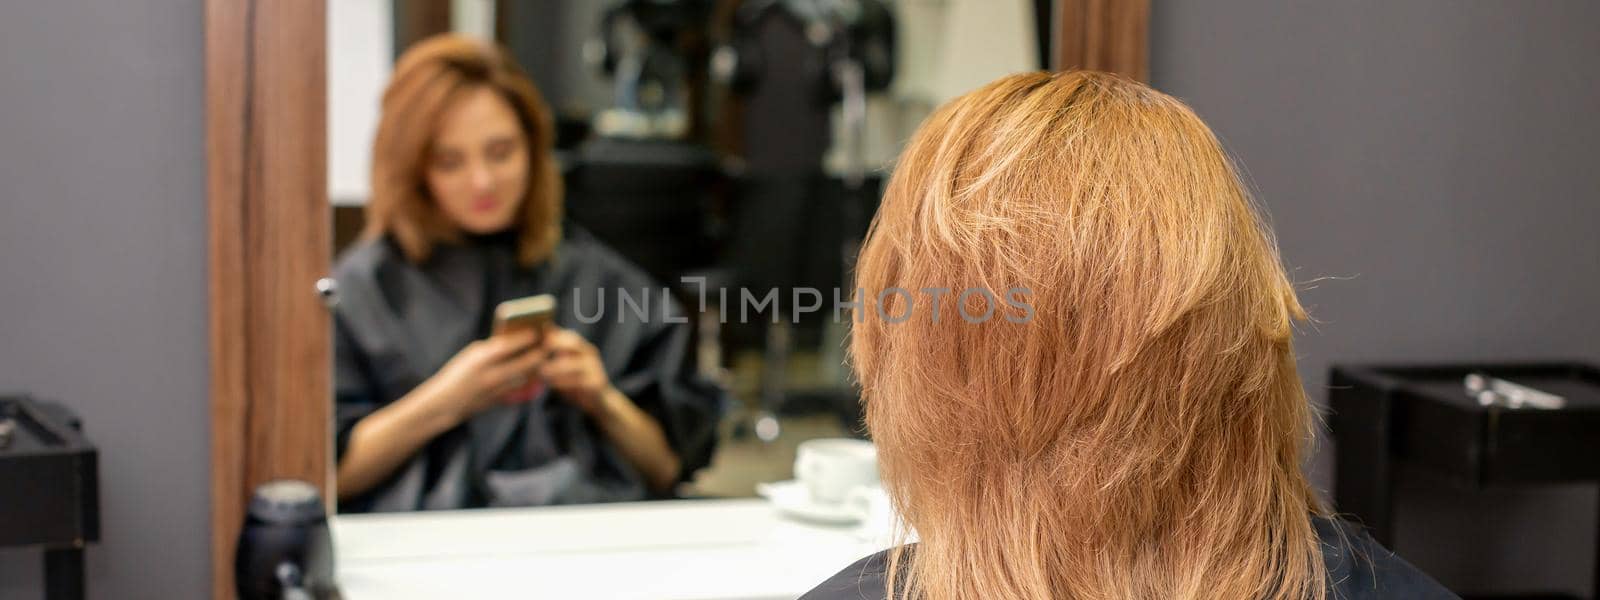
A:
398;0;453;55
207;0;330;597
1054;0;1150;82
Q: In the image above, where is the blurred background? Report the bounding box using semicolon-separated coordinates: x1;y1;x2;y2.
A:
328;0;1051;501
1;0;1597;598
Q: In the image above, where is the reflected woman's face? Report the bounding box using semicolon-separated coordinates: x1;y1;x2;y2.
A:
425;86;530;235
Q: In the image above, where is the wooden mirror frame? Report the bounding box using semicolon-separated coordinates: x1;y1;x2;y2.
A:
202;1;1143;596
206;0;330;597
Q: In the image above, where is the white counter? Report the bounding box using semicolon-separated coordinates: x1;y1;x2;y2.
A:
331;498;889;599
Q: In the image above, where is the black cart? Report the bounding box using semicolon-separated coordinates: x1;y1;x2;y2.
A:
1331;362;1600;600
0;395;100;600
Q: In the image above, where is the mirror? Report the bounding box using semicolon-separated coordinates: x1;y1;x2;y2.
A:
324;0;1050;513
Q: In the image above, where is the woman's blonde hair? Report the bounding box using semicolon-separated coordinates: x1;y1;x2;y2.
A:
364;34;562;267
852;71;1325;600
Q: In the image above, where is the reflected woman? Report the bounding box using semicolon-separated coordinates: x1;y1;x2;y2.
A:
804;72;1455;599
332;34;723;512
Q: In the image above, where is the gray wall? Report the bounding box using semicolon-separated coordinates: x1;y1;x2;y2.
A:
0;0;209;598
1152;0;1600;596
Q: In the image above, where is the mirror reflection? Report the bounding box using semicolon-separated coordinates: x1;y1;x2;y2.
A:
327;0;1049;513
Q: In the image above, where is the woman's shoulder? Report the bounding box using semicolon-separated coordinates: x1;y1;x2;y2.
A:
333;236;403;283
1315;516;1459;599
554;224;659;289
332;226;651;282
799;548;895;600
800;519;1459;600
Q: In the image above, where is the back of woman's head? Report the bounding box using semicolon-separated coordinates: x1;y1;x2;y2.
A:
852;71;1324;600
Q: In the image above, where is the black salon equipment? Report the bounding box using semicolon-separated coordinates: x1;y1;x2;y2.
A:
588;0;715;137
562;135;735;393
717;0;895;441
713;0;895;106
1330;362;1600;599
577;0;898;440
0;394;99;600
1462;372;1568;410
235;479;339;600
563;137;726;285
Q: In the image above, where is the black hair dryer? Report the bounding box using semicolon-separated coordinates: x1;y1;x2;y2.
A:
235;480;339;600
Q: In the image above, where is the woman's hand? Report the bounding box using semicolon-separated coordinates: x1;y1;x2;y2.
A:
536;327;681;492
536;328;614;416
423;328;547;424
338;330;545;500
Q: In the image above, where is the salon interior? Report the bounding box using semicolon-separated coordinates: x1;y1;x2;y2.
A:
2;1;1599;599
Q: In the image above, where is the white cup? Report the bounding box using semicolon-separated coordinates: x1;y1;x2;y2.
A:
793;438;879;506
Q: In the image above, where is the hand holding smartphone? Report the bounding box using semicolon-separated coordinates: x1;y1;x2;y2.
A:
490;294;557;405
492;294;557;343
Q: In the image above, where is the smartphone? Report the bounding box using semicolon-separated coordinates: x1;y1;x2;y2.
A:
492;294;557;342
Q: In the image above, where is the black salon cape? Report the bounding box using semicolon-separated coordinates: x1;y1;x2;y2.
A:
331;226;724;513
800;517;1458;600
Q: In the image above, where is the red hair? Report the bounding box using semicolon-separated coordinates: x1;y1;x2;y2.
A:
363;34;562;266
852;71;1325;599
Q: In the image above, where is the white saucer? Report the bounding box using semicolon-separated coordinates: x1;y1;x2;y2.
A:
755;480;862;526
